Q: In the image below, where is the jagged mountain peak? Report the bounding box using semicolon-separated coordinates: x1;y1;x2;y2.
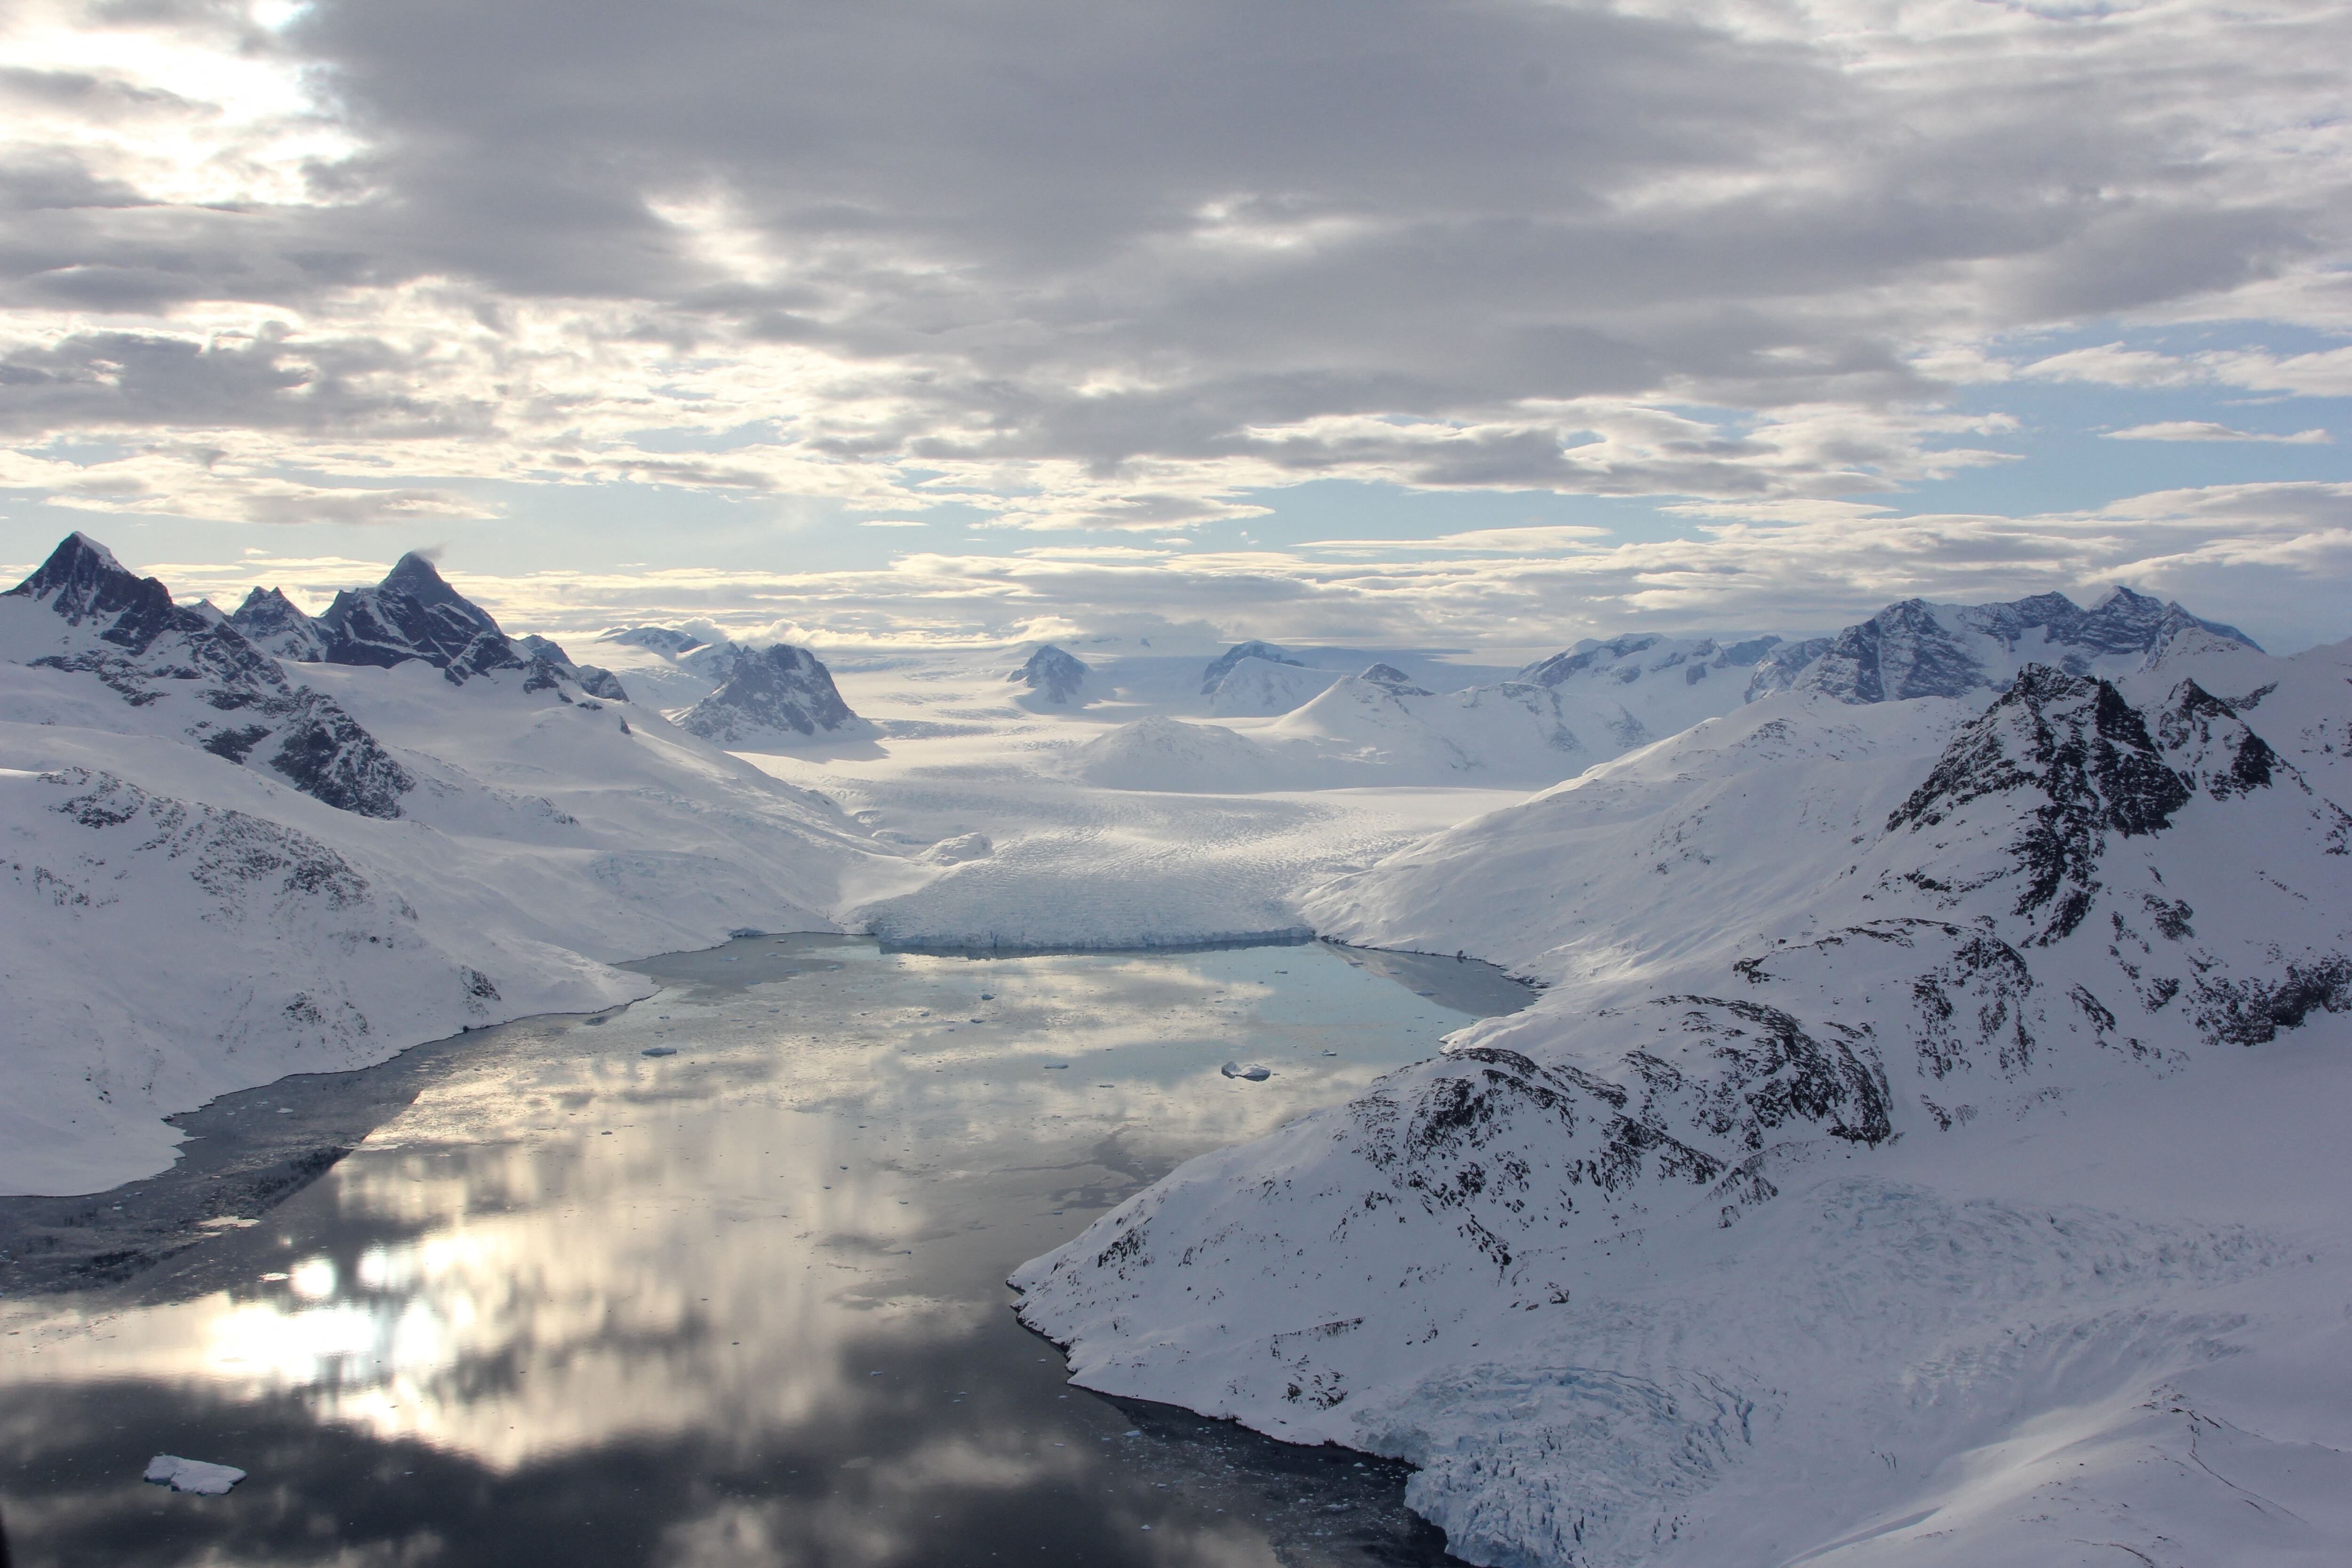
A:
4;532;414;818
1013;644;1089;705
230;586;330;661
1794;588;2258;706
678;642;860;746
1875;666;2292;954
235;585;305;617
6;530;173;629
316;553;529;682
376;551;496;629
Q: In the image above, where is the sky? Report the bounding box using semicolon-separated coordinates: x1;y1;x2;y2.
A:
0;0;2347;656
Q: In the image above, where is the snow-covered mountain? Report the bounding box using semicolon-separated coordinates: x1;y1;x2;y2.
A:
1200;639;1304;695
0;534;891;1194
227;586;330;661
1205;655;1339;717
1789;586;2257;704
1256;665;1603;786
1512;632;1784;744
1014;637;2352;1568
677;642;866;746
588;626;747;711
226;553;632;700
3;533;416;819
1011;643;1090;707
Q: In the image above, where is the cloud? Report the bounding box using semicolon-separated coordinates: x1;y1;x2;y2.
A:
0;0;2340;533
95;480;2350;661
2021;344;2199;389
2106;422;2332;445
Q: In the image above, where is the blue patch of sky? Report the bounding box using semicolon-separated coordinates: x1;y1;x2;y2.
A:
7;317;2343;586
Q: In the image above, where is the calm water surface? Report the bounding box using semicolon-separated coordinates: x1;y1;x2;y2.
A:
0;938;1530;1566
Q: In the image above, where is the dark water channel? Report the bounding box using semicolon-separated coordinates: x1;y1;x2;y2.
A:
0;937;1531;1567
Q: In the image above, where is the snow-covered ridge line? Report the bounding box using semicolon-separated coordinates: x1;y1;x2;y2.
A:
1013;637;2352;1568
1;533;892;1195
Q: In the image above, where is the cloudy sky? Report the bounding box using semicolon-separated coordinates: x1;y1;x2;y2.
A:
1;0;2347;653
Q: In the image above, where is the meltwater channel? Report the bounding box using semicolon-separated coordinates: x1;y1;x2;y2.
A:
0;935;1534;1567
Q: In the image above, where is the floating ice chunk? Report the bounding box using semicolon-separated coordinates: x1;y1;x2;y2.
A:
1220;1061;1272;1081
144;1455;246;1495
641;1046;677;1058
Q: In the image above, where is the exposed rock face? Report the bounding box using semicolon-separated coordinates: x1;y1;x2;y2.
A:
1012;644;1090;705
1742;635;1834;700
228;587;331;661
678;643;859;744
516;635;630;701
1200;639;1303;695
5;534;413;818
1017;656;2352;1568
1356;662;1432;696
317;552;514;675
279;552;624;698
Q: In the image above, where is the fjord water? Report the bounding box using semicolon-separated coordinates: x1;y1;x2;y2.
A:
0;937;1530;1566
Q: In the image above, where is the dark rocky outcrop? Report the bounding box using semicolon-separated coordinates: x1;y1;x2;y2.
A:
1012;644;1089;705
1357;663;1433;696
7;535;414;818
677;643;859;744
228;587;330;661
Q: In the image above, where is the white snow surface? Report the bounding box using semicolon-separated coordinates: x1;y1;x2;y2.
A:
1206;655;1339;716
728;645;1535;949
0;562;887;1194
1014;639;2352;1568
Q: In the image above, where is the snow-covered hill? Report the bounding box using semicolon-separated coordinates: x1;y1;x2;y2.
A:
0;536;890;1194
1208;655;1342;716
1255;665;1602;787
1062;715;1282;792
1014;641;2352;1568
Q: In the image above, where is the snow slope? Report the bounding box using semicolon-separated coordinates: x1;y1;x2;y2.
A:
1206;655;1339;716
0;537;890;1194
1062;715;1282;792
1511;633;1782;746
1014;645;2352;1567
731;648;1531;950
1255;666;1603;787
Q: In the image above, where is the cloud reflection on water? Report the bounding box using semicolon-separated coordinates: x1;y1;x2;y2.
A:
1;940;1496;1565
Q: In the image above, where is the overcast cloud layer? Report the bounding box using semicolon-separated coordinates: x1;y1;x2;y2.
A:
0;0;2347;649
